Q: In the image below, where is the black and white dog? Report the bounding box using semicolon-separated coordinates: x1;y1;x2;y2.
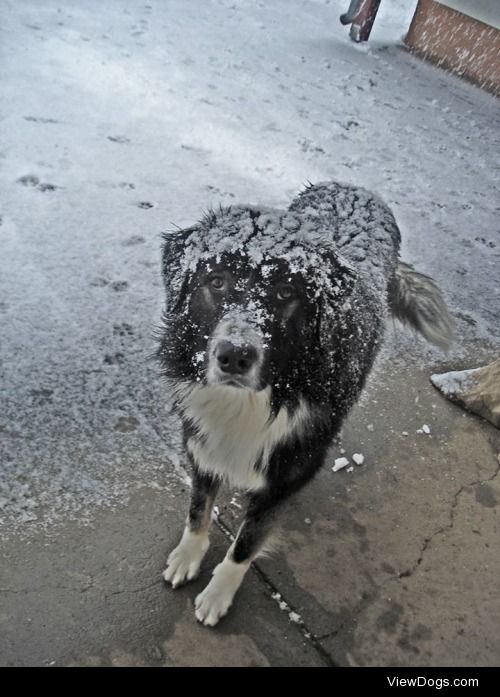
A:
157;181;453;626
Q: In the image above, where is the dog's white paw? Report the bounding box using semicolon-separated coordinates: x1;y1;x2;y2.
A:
163;528;209;588
194;557;248;627
194;580;233;627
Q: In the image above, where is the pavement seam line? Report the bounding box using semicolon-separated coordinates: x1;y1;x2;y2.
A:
121;399;337;663
214;513;338;668
0;579;163;597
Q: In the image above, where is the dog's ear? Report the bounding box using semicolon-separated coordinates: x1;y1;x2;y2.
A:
161;227;196;312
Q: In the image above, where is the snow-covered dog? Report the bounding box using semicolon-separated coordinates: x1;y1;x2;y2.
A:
157;181;453;626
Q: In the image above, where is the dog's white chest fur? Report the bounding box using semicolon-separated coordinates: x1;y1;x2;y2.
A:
180;384;307;491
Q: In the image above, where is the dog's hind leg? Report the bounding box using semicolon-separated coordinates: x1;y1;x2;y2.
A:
194;490;282;626
163;468;220;588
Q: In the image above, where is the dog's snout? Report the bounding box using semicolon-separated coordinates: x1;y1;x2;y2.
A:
215;340;258;375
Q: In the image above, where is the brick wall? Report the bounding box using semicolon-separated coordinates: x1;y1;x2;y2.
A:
405;0;500;98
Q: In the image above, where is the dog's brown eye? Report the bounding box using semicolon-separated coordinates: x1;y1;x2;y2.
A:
209;275;226;291
276;284;295;301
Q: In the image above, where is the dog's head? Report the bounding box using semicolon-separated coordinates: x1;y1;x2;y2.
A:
159;206;359;406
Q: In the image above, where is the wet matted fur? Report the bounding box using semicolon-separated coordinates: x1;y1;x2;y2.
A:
157;180;453;626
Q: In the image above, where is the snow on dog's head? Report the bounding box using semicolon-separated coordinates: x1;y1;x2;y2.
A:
158;205;373;411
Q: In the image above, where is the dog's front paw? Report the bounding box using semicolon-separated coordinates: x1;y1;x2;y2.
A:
163;528;209;588
194;558;248;627
194;580;232;627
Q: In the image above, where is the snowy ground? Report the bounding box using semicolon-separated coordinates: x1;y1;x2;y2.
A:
1;0;499;535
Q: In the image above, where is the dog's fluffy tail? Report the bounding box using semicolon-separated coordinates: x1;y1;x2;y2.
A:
389;262;454;350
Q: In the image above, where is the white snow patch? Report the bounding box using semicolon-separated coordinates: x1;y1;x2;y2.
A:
430;369;480;397
271;591;290;612
332;457;350;472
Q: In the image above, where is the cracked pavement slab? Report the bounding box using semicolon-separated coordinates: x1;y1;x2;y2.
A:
2;356;499;668
0;487;324;667
242;359;500;666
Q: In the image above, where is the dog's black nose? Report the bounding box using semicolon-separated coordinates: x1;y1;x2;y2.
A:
215;340;258;375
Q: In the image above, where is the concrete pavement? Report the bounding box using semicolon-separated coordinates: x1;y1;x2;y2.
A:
1;0;499;667
2;344;499;666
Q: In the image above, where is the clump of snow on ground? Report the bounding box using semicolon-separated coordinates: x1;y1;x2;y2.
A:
271;592;304;625
333;456;350;472
430;368;480;397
